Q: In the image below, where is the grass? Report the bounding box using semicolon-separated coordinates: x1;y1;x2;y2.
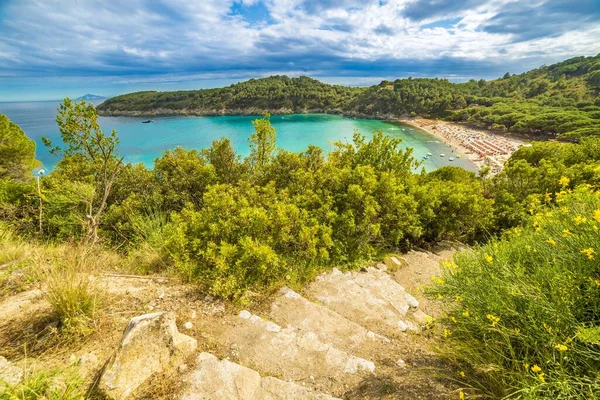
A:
0;364;84;400
431;186;600;399
41;247;104;336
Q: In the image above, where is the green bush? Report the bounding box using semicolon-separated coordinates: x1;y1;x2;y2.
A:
433;186;600;398
166;182;333;300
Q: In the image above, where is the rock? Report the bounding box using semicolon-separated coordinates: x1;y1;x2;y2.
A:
180;353;339;399
184;321;193;330
395;359;407;368
0;356;23;386
98;312;197;399
78;353;100;377
389;257;402;266
412;310;430;325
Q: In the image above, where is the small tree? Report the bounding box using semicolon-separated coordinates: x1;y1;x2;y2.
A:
43;99;123;244
248;113;276;171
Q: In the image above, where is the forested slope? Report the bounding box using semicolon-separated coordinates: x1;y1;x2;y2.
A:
97;54;600;139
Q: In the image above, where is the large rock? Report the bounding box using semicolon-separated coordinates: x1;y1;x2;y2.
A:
180;352;338;400
0;356;23;387
99;312;197;399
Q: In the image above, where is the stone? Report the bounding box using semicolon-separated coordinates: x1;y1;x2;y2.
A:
98;312;197;399
180;353;339;400
395;359;407;368
0;356;23;386
184;321;193;330
78;353;100;377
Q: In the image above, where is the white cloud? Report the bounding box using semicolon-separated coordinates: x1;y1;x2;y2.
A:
0;0;598;80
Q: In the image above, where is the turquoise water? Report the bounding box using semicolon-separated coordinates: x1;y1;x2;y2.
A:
0;101;476;172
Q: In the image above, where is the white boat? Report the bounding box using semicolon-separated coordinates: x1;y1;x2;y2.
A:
449;157;455;161
427;152;432;156
440;153;446;157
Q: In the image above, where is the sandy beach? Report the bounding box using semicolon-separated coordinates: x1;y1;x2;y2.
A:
400;117;528;174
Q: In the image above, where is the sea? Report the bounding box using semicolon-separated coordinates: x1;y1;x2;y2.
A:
0;100;477;172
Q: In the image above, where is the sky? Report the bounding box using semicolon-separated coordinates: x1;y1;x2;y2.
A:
0;0;599;101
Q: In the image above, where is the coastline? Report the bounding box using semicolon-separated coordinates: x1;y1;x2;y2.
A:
399;117;528;174
96;106;528;174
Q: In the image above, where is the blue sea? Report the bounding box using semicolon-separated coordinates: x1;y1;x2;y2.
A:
0;100;476;172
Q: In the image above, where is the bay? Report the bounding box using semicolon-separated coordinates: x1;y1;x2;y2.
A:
0;101;477;172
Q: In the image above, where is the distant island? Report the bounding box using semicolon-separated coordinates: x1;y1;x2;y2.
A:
97;54;600;140
77;94;106;101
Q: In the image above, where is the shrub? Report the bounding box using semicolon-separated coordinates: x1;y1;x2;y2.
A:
42;248;103;335
432;186;600;398
167;182;332;300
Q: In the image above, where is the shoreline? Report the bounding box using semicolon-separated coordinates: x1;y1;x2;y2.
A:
96;108;527;173
399;117;528;174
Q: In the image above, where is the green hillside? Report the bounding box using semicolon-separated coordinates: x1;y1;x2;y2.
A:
97;55;600;139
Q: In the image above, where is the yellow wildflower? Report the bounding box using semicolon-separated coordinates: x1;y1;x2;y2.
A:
525;245;532;251
459;371;465;377
554;344;568;352
531;365;542;373
559;176;570;187
437;294;443;300
594;210;600;223
574;215;587;225
484;254;493;263
581;248;595;260
514;328;520;334
444;329;451;338
455;295;462;303
451;316;457;323
459;391;465;400
547;238;556;246
562;229;572;237
544;192;552;202
544;323;553;333
538;373;546;383
462;309;470;318
487;314;500;327
524;363;530;370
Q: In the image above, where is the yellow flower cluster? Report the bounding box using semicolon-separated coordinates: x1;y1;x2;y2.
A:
559;176;570;188
484;253;493;263
547;238;556;246
594;209;600;223
581;248;595;260
573;215;587;225
554;343;568;352
487;314;500;327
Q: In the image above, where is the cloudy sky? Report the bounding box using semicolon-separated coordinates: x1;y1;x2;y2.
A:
1;0;599;101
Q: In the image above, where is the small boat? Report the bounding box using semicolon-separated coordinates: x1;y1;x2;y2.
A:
449;157;455;161
142;120;153;124
456;154;461;158
427;152;432;156
440;153;446;157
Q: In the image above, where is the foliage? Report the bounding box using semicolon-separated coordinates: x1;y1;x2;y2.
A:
488;139;600;230
0;114;37;181
432;186;600;399
42;248;103;335
97;75;361;114
0;366;84;400
97;54;600;139
43;99;124;243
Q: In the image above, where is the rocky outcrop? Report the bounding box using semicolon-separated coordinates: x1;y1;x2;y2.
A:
98;312;197;399
180;352;338;400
